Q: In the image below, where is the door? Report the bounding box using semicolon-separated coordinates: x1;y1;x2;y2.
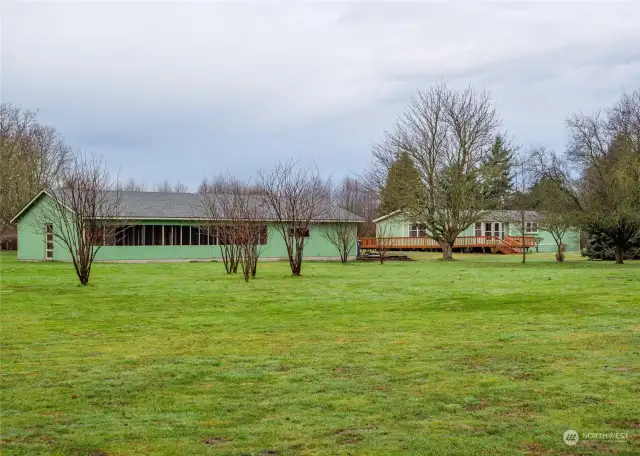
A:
45;224;54;261
484;222;503;238
484;222;493;237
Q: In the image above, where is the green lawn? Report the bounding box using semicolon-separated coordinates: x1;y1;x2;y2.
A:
1;251;639;455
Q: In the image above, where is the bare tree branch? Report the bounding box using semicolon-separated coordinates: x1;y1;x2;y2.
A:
29;152;128;285
321;180;359;263
257;161;331;276
371;84;503;260
0;102;71;239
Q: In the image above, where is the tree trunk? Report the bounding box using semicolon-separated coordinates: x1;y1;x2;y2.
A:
615;244;624;265
251;258;257;278
291;249;303;276
520;213;526;264
440;241;454;260
79;265;90;286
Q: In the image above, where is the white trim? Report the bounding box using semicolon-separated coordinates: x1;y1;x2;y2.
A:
372;210;403;223
10;189;76;223
11;190;48;223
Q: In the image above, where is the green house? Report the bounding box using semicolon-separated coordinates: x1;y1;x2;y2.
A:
12;190;363;262
368;210;581;253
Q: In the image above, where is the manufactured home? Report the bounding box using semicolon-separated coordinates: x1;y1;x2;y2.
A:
363;210;580;254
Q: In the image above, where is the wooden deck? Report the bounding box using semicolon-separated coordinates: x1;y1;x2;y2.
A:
359;235;536;254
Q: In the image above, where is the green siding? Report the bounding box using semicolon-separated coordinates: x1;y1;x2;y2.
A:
509;225;580;253
376;213;581;252
16;195;358;261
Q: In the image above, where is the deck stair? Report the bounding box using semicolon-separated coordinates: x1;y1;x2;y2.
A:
504;236;530;254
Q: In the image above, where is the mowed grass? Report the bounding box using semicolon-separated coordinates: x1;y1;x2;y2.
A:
1;251;639;456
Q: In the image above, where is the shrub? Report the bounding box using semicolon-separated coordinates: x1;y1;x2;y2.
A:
582;229;640;261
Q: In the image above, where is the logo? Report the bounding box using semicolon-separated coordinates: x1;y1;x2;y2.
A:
563;429;579;446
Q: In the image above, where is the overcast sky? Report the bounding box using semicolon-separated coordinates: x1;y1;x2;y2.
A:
2;1;639;189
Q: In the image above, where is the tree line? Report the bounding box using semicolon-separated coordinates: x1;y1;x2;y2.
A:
371;85;640;264
1;84;638;286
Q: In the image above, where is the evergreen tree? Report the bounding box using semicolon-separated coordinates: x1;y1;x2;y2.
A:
481;135;514;209
379;151;425;214
582;227;640;260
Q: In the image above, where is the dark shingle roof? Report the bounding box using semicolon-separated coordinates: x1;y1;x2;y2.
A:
47;190;364;222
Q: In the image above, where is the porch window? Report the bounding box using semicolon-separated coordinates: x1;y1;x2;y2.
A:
409;224;427;237
143;226;154;246
525;222;538;233
190;226;200;246
475;222;482;236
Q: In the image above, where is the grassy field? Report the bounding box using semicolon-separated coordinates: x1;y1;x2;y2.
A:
1;251;639;455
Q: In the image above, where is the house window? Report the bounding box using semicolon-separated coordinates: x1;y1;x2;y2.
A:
289;228;310;238
45;224;54;260
525;222;538;233
409;224;427;238
257;225;268;245
475;222;482;237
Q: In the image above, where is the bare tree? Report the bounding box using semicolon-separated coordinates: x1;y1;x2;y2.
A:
154;180;173;193
371;84;502;260
533;237;544;253
217;223;241;274
341;177;378;237
222;179;266;281
257;161;331;276
539;211;572;262
505;149;535;264
118;177;148;192
375;222;393;264
532;175;579;262
197;175;242;274
533;89;640;264
321;180;360;263
197;175;267;279
153;180;188;193
173;181;189;193
237;220;267;282
29;153;126;285
0;102;71;240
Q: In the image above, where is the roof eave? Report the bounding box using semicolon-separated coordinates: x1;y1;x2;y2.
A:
10;190;49;224
372;210;403;223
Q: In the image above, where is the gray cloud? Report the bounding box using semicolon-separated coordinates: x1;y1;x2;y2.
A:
2;1;639;187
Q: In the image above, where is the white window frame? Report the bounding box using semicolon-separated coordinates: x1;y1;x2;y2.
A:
525;222;538;234
409;223;427;238
45;224;54;261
